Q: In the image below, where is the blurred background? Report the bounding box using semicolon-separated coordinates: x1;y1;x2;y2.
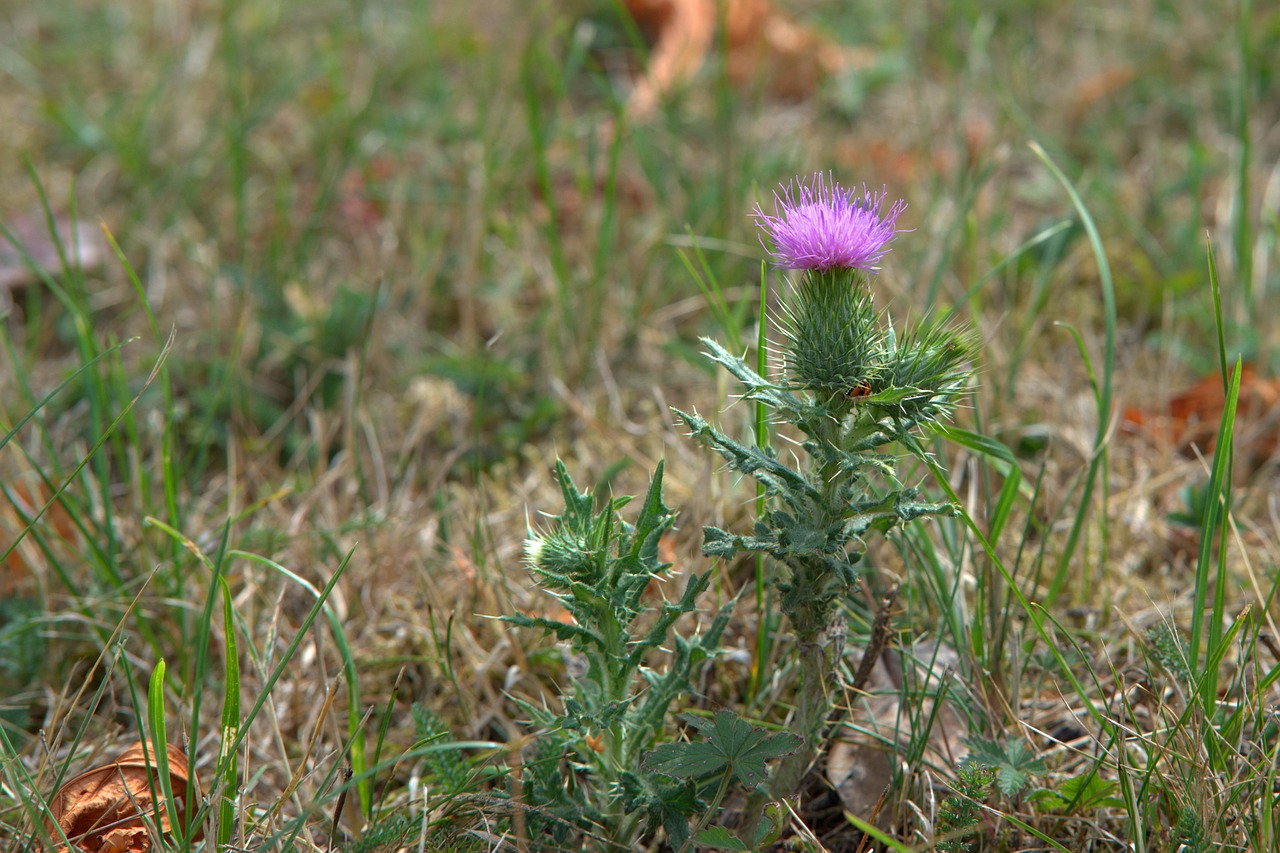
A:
1;0;1279;846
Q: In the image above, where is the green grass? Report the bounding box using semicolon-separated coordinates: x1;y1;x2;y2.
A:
2;0;1279;849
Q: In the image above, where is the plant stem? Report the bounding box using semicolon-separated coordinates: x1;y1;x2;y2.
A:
741;562;847;836
679;768;735;853
771;611;845;801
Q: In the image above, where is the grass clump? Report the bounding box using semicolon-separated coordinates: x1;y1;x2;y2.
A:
3;0;1280;850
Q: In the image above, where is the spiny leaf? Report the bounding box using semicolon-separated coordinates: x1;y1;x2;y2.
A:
673;408;819;505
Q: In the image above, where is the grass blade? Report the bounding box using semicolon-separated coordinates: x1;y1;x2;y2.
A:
147;659;185;848
1029;142;1117;610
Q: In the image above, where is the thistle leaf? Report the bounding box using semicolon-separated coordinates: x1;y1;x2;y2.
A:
673;408;818;505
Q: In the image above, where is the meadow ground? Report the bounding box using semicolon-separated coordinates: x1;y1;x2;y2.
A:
2;1;1279;850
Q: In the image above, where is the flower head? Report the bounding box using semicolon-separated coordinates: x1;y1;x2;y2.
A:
753;173;907;272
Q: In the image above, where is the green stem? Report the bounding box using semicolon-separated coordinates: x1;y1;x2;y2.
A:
679;768;735;853
770;604;844;800
741;559;847;835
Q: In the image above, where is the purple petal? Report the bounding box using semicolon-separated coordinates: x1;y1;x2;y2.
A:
752;172;907;272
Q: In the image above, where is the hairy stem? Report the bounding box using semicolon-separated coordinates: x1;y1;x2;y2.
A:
770;614;846;800
741;563;847;838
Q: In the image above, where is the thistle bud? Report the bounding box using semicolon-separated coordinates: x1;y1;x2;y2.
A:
753;173;908;399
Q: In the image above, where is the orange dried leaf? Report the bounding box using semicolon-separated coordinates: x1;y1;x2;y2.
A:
448;542;479;584
1123;363;1280;468
2;482;79;593
836;137;922;187
722;0;874;99
45;742;203;853
336;157;395;235
657;531;678;569
621;0;870;119
1068;65;1137;122
623;0;716;119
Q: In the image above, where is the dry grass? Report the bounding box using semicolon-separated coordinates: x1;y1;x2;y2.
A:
2;0;1280;850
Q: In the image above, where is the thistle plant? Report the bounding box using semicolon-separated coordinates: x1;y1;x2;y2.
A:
675;173;974;810
507;460;733;850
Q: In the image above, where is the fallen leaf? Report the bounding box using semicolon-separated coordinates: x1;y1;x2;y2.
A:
529;171;651;233
621;0;874;120
545;606;578;626
336;157;395;235
623;0;715;120
835;123;979;189
44;742;202;853
0;212;105;293
1068;65;1137;123
658;532;678;568
828;641;968;823
721;0;875;100
448;542;479;585
1122;363;1280;469
826;717;895;820
2;481;79;595
837;137;923;188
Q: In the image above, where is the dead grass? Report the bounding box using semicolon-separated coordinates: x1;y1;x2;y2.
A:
3;0;1280;850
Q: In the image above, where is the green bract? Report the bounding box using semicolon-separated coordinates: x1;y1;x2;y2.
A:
780;269;884;397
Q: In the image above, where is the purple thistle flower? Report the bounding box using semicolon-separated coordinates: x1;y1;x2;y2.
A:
753;172;907;272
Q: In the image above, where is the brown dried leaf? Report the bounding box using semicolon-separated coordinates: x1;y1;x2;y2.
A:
45;742;203;853
722;0;875;100
544;605;578;627
623;0;716;120
657;530;679;568
826;719;895;820
448;542;479;585
828;642;968;822
336;156;395;235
